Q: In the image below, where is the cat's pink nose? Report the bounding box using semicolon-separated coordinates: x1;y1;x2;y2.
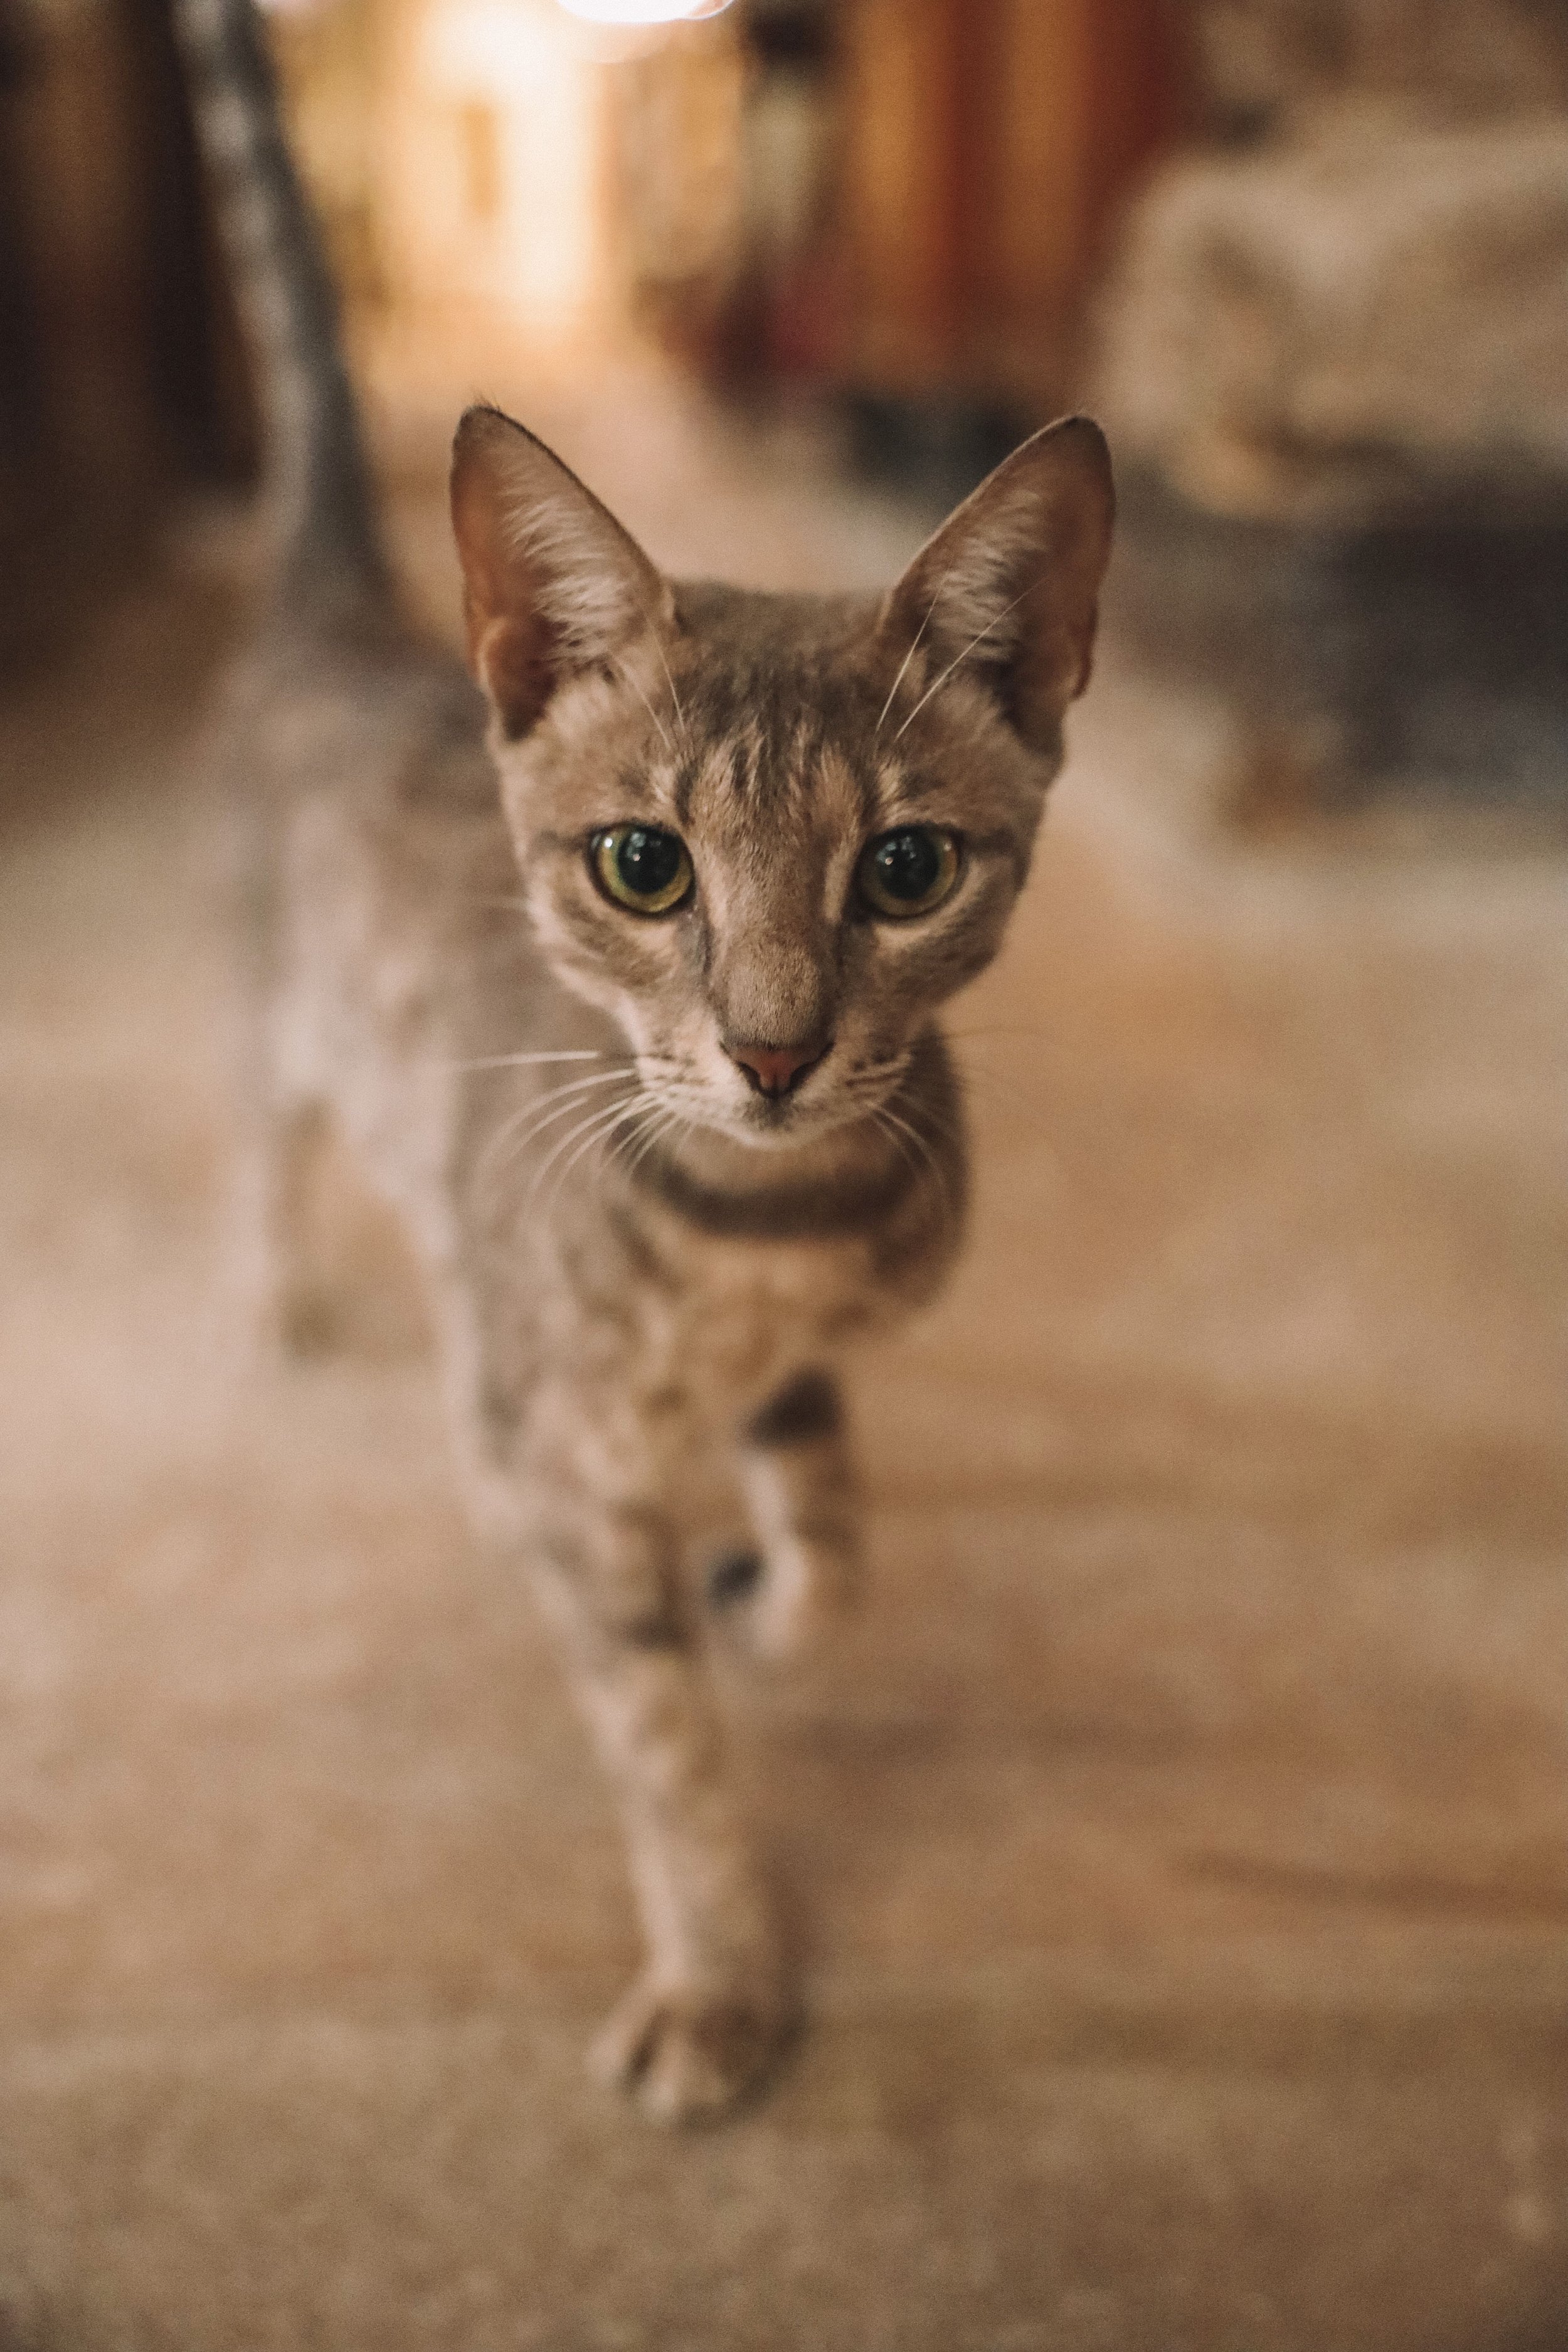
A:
728;1038;831;1099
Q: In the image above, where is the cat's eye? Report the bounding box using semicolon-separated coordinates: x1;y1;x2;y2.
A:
590;825;694;916
856;826;961;921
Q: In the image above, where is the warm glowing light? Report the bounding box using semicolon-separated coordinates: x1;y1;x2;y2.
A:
410;0;605;332
552;0;734;21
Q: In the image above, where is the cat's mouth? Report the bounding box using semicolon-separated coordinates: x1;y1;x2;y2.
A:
628;1045;911;1159
638;1081;856;1156
711;1088;829;1149
722;1066;908;1155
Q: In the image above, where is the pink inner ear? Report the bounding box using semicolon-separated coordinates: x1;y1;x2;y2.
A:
450;403;674;742
451;441;548;735
465;601;556;742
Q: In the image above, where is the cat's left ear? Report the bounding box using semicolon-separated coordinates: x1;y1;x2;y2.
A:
450;405;675;739
876;416;1114;754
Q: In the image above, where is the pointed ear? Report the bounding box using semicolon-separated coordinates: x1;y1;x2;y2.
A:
450;405;675;739
876;416;1114;754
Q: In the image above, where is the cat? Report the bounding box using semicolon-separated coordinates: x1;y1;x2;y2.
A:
175;0;1113;2122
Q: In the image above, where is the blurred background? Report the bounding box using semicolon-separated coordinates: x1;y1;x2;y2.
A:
1;3;1565;2347
8;0;1568;810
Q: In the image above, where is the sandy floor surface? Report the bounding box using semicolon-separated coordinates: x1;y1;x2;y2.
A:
1;376;1565;2349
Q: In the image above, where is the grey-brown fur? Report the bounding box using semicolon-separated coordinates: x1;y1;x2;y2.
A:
179;0;1113;2121
744;1370;841;1446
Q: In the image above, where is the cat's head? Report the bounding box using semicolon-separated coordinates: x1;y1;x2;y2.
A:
451;405;1112;1153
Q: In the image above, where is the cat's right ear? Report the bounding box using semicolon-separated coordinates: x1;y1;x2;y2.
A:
450;406;674;739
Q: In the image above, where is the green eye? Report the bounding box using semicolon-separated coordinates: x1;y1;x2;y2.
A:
857;826;961;920
591;825;694;916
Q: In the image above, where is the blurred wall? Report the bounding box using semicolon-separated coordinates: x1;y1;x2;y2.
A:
0;0;251;664
267;0;1187;416
0;0;1194;662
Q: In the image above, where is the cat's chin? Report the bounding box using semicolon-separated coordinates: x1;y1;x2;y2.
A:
695;1093;878;1156
649;1099;898;1192
731;1110;840;1153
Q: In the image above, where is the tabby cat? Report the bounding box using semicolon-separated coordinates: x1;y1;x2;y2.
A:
176;0;1113;2121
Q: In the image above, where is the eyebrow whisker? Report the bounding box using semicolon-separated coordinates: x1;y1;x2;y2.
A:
649;631;687;738
875;567;954;737
893;574;1041;744
613;652;674;754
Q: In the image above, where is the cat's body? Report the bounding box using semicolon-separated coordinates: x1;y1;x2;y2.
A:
179;0;1111;2120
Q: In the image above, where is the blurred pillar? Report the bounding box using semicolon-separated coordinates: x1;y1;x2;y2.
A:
14;0;153;497
840;0;967;390
839;0;1182;405
0;0;252;663
0;1;44;524
1093;0;1568;815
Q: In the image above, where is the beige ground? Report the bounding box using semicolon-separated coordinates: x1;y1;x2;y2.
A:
2;376;1565;2350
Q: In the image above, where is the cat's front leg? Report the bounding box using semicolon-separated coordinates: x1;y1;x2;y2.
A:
524;1466;793;2124
727;1369;864;1663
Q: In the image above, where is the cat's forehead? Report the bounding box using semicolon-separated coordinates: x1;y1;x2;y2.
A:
674;581;876;671
669;724;873;845
660;585;887;837
527;575;1024;842
675;590;881;742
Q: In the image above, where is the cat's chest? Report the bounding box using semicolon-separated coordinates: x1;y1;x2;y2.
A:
623;1225;887;1413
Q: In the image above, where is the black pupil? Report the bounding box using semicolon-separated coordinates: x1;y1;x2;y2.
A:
872;829;941;901
616;828;682;898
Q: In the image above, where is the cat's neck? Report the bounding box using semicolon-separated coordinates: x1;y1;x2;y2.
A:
625;1025;961;1244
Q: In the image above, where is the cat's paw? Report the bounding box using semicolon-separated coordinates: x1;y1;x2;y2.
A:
588;1972;795;2126
706;1536;862;1666
747;1535;864;1666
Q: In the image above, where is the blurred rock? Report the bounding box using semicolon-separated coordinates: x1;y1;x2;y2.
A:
1096;115;1568;522
1091;1;1568;810
1191;0;1568;137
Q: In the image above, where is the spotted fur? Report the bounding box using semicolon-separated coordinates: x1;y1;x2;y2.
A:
181;0;1113;2122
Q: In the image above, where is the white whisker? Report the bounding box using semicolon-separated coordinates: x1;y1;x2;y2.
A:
474;1068;635;1207
623;1100;688;1181
521;1097;637;1210
599;1098;659;1176
639;1105;699;1180
614;651;674;754
841;1056;913;1098
868;1108;930;1201
895;1089;963;1146
872;1101;956;1219
551;1094;644;1205
554;1088;660;1209
605;1097;679;1188
448;1049;612;1072
649;631;687;738
489;1069;635;1162
527;1089;642;1209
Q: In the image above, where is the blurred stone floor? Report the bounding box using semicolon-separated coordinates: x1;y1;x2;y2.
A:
1;372;1565;2351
